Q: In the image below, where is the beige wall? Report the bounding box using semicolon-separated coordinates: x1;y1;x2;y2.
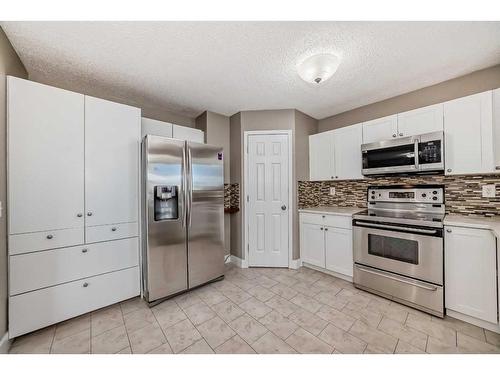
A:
0;28;27;342
229;112;242;258
319;64;500;132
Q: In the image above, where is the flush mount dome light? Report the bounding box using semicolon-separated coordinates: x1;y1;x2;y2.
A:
297;53;340;84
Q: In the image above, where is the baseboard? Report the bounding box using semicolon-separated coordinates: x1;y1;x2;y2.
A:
289;258;302;269
446;309;500;333
230;255;248;268
0;332;11;354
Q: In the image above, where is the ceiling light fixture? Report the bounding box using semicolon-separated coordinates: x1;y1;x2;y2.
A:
297;53;341;85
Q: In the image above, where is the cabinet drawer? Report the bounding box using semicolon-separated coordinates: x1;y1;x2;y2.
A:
10;237;139;296
323;215;351;229
9;266;140;338
299;213;325;225
9;228;84;256
86;222;138;243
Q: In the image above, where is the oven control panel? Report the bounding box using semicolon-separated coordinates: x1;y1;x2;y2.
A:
368;186;444;204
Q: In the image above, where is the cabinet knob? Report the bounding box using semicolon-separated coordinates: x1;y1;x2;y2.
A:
446;229;452;233
77;213;83;217
446;169;452;173
111;227;117;232
392;134;397;138
87;212;93;216
82;282;89;288
81;248;88;253
325;228;328;231
331;176;334;179
399;133;403;137
46;234;53;239
335;176;338;179
322;215;325;218
320;227;324;230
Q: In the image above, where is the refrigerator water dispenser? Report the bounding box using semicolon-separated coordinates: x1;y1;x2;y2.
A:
154;185;178;221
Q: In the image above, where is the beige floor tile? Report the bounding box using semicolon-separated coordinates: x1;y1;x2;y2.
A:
289;308;328;336
117;346;132;354
318;323;367;354
239;297;273;319
181;339;214;354
196;288;229;306
270;283;299;300
457;332;500;353
285;328;333;354
211;300;245;323
394;340;426;354
254;275;279;289
182;302;216;326
290;293;324;313
426;336;459;354
271;274;298;287
485;330;500;347
163;319;202;353
129;322;167;354
377;317;428;351
238;268;261;280
91;325;129;354
364;344;391;354
213;279;242;294
123;308;156;333
291;281;323;297
348;320;398;353
367;299;408;324
294;271;322;284
251;331;297;354
120;297;149;315
229;314;268;344
258;310;298;340
265;295;299;317
91;305;124;336
223;289;253;305
173;292;203;309
10;326;55;354
337;288;371;308
51;329;90;354
229;277;260;291
197;316;236;348
406;313;456;346
316;305;356;331
431;315;486;341
341;302;383;328
54;314;90;342
247;285;276;302
312;279;342;294
313;291;349;310
215;335;256;354
148;343;173;354
152;303;187;329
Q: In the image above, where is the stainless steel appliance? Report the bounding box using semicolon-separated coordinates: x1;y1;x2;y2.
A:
352;185;445;317
142;135;225;304
361;131;444;176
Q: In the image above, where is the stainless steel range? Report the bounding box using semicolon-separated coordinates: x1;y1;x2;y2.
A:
352;185;445;317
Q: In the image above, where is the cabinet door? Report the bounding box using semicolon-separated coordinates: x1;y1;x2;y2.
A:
325;227;353;277
444;91;494;175
7;77;85;234
493;88;500;169
172;124;204;143
85;96;140;227
445;226;497;323
309;131;335;181
141;117;173;138
362;115;398;143
300;222;325;268
397;103;443;137
334;123;363;180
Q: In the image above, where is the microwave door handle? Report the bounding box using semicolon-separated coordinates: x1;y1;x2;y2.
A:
355;265;438;291
354;221;438;235
414;138;420;171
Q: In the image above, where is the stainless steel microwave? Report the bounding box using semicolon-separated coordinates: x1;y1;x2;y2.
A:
361;131;444;176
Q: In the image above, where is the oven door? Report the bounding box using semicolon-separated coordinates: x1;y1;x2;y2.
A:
361;137;418;175
352;220;443;285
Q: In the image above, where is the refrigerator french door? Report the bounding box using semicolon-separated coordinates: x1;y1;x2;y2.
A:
142;135;224;304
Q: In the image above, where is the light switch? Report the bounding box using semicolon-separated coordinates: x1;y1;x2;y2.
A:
329;187;336;196
482;184;496;198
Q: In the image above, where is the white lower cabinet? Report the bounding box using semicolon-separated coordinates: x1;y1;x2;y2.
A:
300;212;353;279
9;267;140;338
445;225;498;324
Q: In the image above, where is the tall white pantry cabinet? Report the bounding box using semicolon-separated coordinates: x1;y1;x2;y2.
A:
7;77;141;338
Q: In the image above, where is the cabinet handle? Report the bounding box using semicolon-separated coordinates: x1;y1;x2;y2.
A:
392;134;397;138
111;227;117;232
399;133;403;137
77;213;83;217
81;248;88;253
87;212;93;216
46;234;53;239
446;229;452;233
83;282;89;288
446;169;452;173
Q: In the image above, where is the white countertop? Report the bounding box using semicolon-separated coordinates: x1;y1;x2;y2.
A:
444;214;500;238
298;206;364;217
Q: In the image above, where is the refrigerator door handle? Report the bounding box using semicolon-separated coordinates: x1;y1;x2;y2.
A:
181;145;187;228
187;145;193;228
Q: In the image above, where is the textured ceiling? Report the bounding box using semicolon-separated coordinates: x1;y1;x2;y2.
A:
2;21;500;120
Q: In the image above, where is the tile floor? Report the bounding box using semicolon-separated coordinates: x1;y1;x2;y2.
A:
8;263;500;354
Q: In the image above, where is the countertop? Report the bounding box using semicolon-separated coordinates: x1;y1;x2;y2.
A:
298;206;364;217
444;214;500;238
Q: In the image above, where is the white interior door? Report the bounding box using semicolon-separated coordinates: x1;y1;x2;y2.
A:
247;133;289;267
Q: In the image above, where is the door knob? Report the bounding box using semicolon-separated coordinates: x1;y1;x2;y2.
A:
46;234;53;239
81;248;88;253
111;227;117;232
281;205;287;211
82;282;89;288
87;212;93;216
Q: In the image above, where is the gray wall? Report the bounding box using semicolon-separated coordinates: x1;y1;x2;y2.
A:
318;64;500;132
0;27;27;342
229;112;242;258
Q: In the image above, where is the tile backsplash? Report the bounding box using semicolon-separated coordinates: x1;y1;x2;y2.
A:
224;183;240;211
298;174;500;217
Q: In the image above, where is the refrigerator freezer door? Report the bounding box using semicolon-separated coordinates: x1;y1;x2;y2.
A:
187;142;225;288
143;135;188;302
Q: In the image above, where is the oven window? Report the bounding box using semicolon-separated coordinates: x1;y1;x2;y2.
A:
368;234;419;264
363;144;415;169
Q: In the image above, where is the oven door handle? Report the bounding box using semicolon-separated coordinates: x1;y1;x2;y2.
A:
355;264;438;291
354;221;438;235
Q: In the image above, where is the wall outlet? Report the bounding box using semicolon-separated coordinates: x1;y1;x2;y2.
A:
329;187;336;196
482;184;496;198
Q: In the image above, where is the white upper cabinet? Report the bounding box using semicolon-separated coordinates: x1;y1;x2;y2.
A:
309;131;335;181
362;115;398;143
85;96;140;227
445;226;498;324
493;88;500;169
172;124;204;143
334;123;363;180
7;77;85;235
444;91;494;175
397;103;443;137
141;117;173;138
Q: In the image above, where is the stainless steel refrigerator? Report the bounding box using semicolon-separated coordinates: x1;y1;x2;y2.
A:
141;135;225;304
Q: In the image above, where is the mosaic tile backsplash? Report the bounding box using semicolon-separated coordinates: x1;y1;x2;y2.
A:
224;183;240;211
298;174;500;217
